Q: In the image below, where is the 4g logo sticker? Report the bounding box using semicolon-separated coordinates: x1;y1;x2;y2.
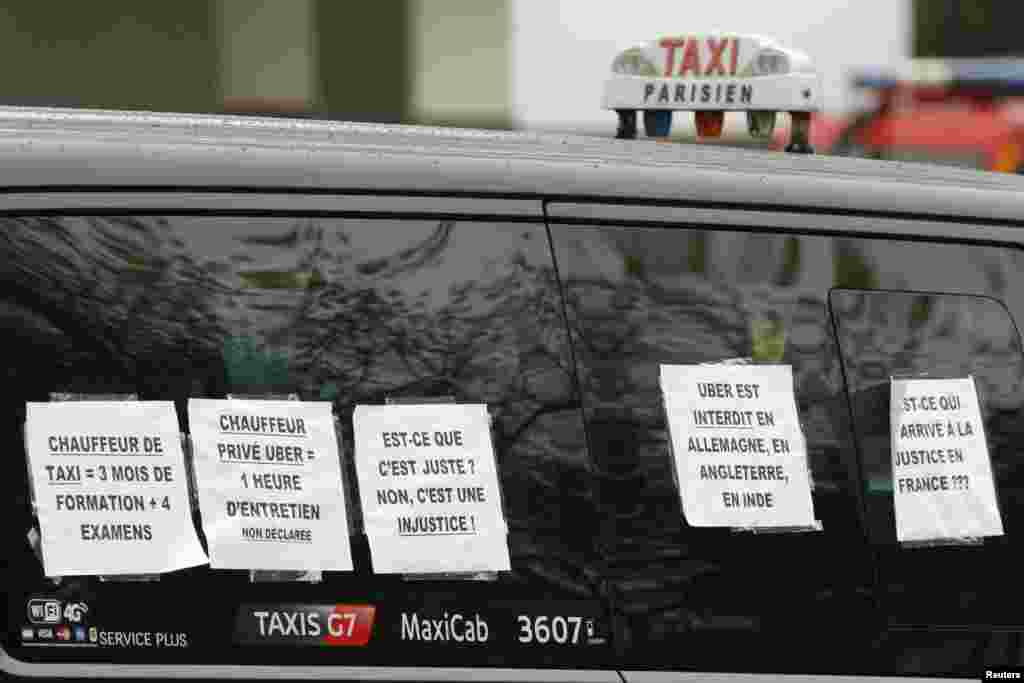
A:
63;602;89;624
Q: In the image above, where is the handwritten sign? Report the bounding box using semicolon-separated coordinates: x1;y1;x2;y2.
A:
890;377;1003;542
188;399;354;571
24;401;208;576
353;404;510;574
660;364;816;528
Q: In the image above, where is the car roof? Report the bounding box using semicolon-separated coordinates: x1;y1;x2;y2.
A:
0;105;1022;224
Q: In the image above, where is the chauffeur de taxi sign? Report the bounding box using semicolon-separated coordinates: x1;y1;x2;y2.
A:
602;34;822;152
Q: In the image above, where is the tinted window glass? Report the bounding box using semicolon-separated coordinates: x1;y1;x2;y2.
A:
549;225;873;675
825;239;1024;676
550;223;1024;677
832;290;1024;630
1;215;603;669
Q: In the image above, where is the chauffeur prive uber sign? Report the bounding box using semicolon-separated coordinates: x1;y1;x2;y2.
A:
188;398;354;571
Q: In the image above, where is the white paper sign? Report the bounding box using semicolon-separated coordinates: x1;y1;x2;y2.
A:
188;399;354;571
660;364;817;528
890;377;1003;542
353;404;510;574
24;401;209;576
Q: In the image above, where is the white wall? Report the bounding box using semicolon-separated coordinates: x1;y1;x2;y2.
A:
411;0;512;126
218;0;318;109
511;0;909;135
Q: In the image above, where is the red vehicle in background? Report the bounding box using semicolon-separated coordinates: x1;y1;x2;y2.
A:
773;60;1024;173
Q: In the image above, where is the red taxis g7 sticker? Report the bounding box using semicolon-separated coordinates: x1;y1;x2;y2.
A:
234;604;376;646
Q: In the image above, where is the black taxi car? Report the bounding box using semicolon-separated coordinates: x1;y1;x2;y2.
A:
1;105;1023;682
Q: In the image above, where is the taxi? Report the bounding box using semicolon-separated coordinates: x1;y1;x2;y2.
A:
1;35;1023;683
603;33;821;149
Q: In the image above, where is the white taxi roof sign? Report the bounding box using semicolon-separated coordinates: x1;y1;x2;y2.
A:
602;34;822;113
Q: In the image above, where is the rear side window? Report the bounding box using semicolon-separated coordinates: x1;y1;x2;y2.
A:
549;222;1024;677
831;290;1024;615
827;243;1024;676
1;215;605;671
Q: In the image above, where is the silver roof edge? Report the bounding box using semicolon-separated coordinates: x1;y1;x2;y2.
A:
0;106;1016;223
0;646;618;681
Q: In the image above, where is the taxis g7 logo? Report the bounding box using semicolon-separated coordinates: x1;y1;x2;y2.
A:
400;611;489;643
236;604;375;646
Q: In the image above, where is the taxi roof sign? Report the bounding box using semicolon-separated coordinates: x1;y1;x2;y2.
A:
602;34;821;151
602;34;822;113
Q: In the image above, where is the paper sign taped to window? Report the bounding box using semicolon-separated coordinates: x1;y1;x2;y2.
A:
188;399;354;571
24;401;209;576
353;403;510;574
660;364;816;528
890;377;1003;542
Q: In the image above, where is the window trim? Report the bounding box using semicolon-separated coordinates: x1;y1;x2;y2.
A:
544;203;1024;247
0;192;543;220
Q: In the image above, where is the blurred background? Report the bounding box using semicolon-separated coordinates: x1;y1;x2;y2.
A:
0;1;1021;163
0;1;910;123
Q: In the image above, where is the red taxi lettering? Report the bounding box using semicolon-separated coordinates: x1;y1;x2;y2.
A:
661;38;741;78
659;38;687;77
679;39;701;76
706;37;729;76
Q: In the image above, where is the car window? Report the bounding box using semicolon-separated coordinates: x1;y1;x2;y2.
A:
1;215;608;671
548;225;874;675
549;222;1024;678
831;289;1024;625
825;246;1024;676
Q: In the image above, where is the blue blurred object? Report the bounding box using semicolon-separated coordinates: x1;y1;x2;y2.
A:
851;73;900;90
853;59;1024;95
951;60;1024;93
642;110;673;137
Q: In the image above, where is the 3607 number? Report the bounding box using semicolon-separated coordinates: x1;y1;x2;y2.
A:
516;615;584;645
